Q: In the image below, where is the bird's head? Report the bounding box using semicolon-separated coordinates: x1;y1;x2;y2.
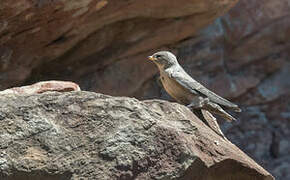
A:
148;51;178;69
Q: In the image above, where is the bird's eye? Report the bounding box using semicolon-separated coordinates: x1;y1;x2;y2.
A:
155;55;161;58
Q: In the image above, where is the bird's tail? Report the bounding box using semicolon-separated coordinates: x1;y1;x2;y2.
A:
205;102;237;122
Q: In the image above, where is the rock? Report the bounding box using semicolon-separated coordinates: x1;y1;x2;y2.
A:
0;80;80;95
0;91;273;180
0;0;238;91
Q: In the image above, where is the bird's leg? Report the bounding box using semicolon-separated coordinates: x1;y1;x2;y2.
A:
187;97;209;109
188;98;236;122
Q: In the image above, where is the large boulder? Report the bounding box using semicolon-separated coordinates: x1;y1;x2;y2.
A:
0;91;273;180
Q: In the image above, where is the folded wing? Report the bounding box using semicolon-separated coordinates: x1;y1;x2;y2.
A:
170;69;241;112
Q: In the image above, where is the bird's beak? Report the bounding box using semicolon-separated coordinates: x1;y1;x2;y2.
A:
148;56;157;61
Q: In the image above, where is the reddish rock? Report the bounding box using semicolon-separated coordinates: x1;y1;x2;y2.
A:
0;80;80;95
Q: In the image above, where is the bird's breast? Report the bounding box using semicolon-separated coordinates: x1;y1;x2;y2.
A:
160;73;195;105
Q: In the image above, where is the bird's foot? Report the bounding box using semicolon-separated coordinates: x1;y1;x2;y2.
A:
187;97;209;109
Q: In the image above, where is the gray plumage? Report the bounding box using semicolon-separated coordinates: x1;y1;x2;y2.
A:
148;51;241;121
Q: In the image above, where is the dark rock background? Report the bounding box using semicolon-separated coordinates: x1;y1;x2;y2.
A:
175;1;290;179
173;1;290;179
1;0;290;179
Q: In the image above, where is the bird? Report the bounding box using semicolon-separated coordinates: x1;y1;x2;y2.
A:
148;51;241;122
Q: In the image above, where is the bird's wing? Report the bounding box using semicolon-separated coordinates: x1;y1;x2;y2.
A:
169;69;241;112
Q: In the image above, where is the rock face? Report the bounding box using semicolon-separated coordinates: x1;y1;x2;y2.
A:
0;0;238;91
0;91;273;180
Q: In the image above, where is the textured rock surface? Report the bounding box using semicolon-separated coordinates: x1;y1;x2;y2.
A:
0;0;238;90
0;91;273;180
